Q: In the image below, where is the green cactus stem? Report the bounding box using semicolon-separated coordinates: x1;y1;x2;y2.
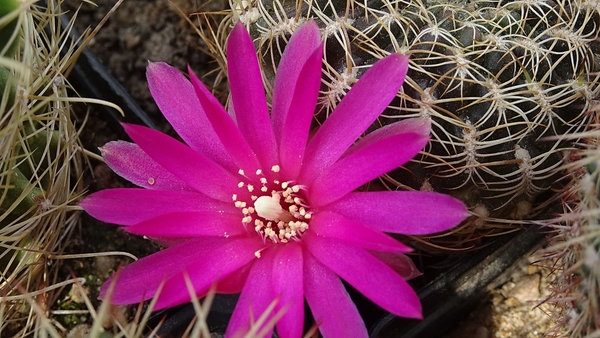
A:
0;167;44;218
0;0;21;57
0;66;16;110
16;124;61;190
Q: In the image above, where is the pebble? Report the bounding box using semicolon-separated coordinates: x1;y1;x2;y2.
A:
507;274;540;304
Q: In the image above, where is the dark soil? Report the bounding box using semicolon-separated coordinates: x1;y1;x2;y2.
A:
66;0;227;125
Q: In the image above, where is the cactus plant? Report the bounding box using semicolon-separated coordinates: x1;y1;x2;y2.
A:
0;0;89;335
541;117;600;337
203;0;600;250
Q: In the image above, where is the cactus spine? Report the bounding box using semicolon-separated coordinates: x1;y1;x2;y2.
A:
541;121;600;337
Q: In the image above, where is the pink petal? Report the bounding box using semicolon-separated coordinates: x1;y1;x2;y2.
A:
226;249;277;338
123;123;238;202
278;46;323;180
343;118;431;157
272;243;304;338
271;22;323;179
305;233;422;319
369;251;422;280
271;21;321;141
299;54;410;184
188;66;261;174
227;23;278;169
309;131;429;207
217;264;252;294
100;141;192;191
310;211;413;253
99;237;228;304
325;191;469;235
154;237;264;309
80;188;235;226
124;212;246;238
147;62;234;171
304;250;368;338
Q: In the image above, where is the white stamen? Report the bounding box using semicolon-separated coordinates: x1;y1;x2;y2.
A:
234;166;312;244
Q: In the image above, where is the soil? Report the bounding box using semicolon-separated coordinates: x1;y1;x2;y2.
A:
56;0;563;336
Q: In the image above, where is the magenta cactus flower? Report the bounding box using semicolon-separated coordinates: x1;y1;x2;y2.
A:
81;21;469;337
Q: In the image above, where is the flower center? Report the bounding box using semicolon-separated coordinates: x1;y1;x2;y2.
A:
232;165;312;244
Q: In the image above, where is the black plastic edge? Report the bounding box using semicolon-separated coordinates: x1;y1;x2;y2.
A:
45;0;156;129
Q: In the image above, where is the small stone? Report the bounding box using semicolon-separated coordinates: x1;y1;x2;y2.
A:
475;326;489;338
95;256;118;280
124;34;141;49
67;284;89;304
66;324;90;338
504;297;521;307
102;304;129;330
507;274;540;304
